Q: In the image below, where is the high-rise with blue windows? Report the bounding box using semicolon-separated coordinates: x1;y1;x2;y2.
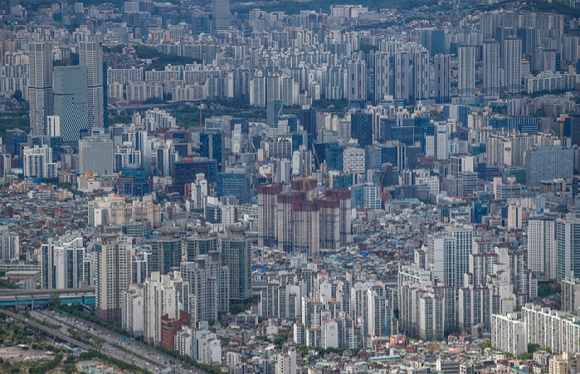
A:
200;131;225;172
53;66;89;144
217;168;251;204
351;111;373;148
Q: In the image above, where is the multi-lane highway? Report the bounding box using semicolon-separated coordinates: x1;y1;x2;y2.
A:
31;309;204;374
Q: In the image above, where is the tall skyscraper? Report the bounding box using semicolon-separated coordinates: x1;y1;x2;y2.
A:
483;40;500;99
267;100;283;128
79;41;104;129
212;0;230;32
220;225;252;302
350;111;373;148
457;44;476;97
200;131;225;172
95;234;132;321
503;37;522;94
299;106;317;139
434;54;450;104
28;41;54;136
53;66;89;143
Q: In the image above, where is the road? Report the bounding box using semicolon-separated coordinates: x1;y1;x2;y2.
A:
0;308;91;351
32;309;204;374
0;308;162;372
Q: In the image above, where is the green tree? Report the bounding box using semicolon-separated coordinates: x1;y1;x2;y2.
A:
12;90;22;102
49;293;61;308
479;340;492;352
527;343;540;354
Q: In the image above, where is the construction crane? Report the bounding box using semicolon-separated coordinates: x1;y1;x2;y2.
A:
379;161;392;203
156;168;176;216
200;103;203;129
300;158;313;194
311;144;336;196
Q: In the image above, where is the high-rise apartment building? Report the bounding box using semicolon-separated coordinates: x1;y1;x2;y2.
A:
504;37;522;94
220;225;252;302
374;52;390;103
41;234;85;290
491;313;527;357
276;348;297;374
150;237;182;275
53;66;89;143
483;40;500;99
95;234;132;321
412;49;430;102
434;54;450;104
186;227;218;261
23;145;56;178
347;60;366;103
457;45;476;97
561;275;580;312
257;183;283;248
527;217;556;278
79;41;104;129
28;41;54;136
121;284;144;336
557;217;580;282
144;272;179;345
180;252;229;323
428;225;473;289
0;230;19;263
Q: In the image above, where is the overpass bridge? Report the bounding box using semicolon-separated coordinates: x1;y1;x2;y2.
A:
0;288;95;307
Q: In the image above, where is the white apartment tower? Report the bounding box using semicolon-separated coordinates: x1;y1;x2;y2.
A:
28;41;54;136
144;272;179;345
79;41;104;129
276;348;297;374
347;60;366;102
528;217;557;278
23;145;56;178
95;234;132;321
503;37;522;94
434;54;450;103
483;40;500;99
458;45;476;97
